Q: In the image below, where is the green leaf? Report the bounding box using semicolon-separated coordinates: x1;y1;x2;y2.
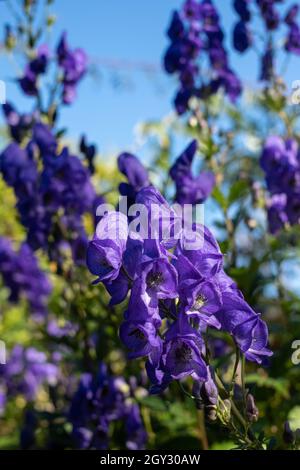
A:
228;180;249;205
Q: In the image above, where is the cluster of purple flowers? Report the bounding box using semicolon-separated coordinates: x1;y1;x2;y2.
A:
19;32;87;105
87;149;272;395
0;345;58;415
69;364;147;450
260;136;300;233
257;2;300;79
0;119;96;263
0;237;51;320
164;0;242;114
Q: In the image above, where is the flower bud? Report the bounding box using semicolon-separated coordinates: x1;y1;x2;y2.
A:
246;393;259;422
219;399;231;423
4;25;16;51
205;405;217;422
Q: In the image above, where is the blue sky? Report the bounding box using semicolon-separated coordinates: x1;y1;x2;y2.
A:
1;0;300;157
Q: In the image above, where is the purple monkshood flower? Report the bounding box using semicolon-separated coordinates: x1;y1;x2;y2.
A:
260;135;300;232
175;224;223;278
233;0;251;22
170;140;215;204
267;194;288;234
164;0;241;113
260;136;299;192
0;237;51;320
29;44;50;75
148;315;208;393
233;313;273;364
0;123;95;258
193;366;218;405
125;403;148;451
167;11;185;40
218;292;272;364
177;255;222;328
69;364;147;450
2;103;37;143
256;0;280;31
260;43;274;81
19;68;38;96
87;182;272;391
233;21;252;53
0;142;37;188
140;257;178;303
118;152;150;203
80;135;97;174
56;32;88;104
18;45;49;96
0;345;58;413
120;320;162;359
87;212;128;283
183;0;202;21
32;122;57;155
285;4;299;26
285;22;300;55
47;319;78;338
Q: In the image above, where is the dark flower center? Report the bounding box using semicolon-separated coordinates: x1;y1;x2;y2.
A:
146;271;164;288
193;294;207;310
129;328;145;340
175;342;192;363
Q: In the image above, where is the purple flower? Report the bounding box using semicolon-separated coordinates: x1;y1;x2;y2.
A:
233;21;252;53
0;142;35;187
285;22;300;55
162;315;207;381
200;0;220;33
0;238;51;320
29;44;49;75
218;292;272;364
2;103;36;143
19;68;38;96
80;135;96;174
285;4;299;26
267;194;288;234
120;320;162;359
56;32;87;105
118;152;149;202
233;314;273;364
141;257;178;302
176;224;223;278
167;11;185;39
183;0;202;21
87;212;128;283
125;403;148;450
256;0;280;31
233;0;251;22
170;140;215;204
193;366;218;405
69;364;147;450
164;0;241;113
0;346;58;411
260;43;274;81
32;123;57;155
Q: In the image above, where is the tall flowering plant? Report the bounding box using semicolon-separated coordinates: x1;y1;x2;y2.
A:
0;0;300;451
